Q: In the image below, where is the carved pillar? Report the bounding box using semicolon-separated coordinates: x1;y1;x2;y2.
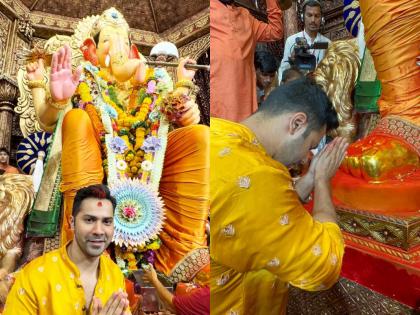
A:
0;75;18;151
283;2;299;39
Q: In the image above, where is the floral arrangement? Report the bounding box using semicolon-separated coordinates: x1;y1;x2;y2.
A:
72;62;178;273
115;237;161;276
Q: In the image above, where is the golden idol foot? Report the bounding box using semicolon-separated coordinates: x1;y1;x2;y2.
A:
340;134;419;182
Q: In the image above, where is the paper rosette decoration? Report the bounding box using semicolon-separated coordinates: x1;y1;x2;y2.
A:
110;178;165;247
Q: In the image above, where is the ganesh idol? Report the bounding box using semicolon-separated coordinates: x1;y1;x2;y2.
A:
24;7;209;284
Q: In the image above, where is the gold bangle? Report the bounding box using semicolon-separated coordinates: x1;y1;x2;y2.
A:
175;79;195;90
49;97;69;110
28;80;46;90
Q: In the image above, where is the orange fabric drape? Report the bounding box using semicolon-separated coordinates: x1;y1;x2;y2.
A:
332;169;420;214
360;0;420;125
60;109;104;245
60;109;209;273
210;0;283;122
155;125;210;276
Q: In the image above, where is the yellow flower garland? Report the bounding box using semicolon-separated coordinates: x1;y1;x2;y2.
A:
76;67;165;272
78;82;93;103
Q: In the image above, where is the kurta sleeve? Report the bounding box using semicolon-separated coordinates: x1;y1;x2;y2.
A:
3;270;38;314
252;0;283;42
212;166;344;291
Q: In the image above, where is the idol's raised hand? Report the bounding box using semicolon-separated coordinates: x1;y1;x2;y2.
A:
26;58;45;82
177;57;197;81
50;44;82;101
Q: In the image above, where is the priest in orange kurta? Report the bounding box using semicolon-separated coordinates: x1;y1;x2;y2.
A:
210;0;283;122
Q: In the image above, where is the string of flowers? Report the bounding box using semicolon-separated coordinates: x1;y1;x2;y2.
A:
72;62;186;273
74;63;170;273
97;75;160;181
115;237;162;275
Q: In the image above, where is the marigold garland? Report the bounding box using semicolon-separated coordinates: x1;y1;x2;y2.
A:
85;103;105;136
73;63;182;273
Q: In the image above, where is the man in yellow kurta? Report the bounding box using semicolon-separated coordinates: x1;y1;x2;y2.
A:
211;78;348;314
4;185;131;315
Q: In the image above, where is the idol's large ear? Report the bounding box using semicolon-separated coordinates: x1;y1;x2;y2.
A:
129;44;140;59
80;38;98;65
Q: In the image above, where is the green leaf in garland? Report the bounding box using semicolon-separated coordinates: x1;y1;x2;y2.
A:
131;121;147;130
129;133;136;142
137;88;148;105
108;86;124;110
118;128;129;136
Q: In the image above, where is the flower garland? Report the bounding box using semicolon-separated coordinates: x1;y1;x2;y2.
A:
72;63;172;273
99;76;162;182
115;237;161;276
76;65;166;183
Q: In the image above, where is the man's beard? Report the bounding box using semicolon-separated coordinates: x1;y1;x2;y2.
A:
274;136;305;167
76;234;110;258
308;24;320;31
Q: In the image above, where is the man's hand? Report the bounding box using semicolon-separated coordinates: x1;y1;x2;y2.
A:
311;137;348;224
50;44;82;102
143;264;158;285
142;264;175;313
91;292;130;315
314;137;348;182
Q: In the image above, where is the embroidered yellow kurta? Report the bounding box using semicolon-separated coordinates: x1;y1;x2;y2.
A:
4;242;129;314
210;118;344;315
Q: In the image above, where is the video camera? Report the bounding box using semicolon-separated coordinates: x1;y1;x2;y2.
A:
290;37;329;72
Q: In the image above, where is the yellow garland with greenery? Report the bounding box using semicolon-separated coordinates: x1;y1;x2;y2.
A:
73;66;169;273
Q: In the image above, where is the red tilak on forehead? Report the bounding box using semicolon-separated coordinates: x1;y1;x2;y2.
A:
97;201;103;207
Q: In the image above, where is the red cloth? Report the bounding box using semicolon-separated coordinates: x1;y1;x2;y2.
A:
172;286;210;315
342;247;420;309
210;0;283;122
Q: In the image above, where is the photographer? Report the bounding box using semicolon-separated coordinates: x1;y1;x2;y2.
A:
278;0;330;82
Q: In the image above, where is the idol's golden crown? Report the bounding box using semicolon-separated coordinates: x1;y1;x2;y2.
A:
91;7;129;37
